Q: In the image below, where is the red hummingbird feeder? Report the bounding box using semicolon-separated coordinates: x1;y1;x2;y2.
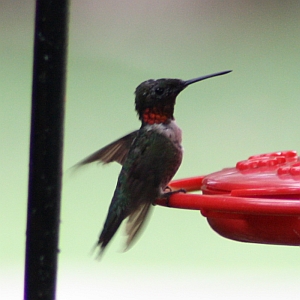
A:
156;150;300;246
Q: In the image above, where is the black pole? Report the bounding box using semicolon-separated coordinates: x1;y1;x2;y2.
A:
24;0;69;299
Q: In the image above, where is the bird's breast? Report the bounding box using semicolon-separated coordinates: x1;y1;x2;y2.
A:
144;120;182;149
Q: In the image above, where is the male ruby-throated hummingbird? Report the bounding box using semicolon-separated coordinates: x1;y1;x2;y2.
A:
75;70;232;255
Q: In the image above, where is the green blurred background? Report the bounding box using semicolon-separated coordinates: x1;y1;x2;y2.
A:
1;0;300;299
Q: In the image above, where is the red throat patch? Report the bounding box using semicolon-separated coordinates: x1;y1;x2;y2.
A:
142;107;168;125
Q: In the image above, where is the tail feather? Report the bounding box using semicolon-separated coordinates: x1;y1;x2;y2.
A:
124;203;152;250
97;209;126;254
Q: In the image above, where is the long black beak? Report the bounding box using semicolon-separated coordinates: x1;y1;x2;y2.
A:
184;70;232;86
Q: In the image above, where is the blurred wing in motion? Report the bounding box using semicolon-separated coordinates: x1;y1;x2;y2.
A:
73;130;138;168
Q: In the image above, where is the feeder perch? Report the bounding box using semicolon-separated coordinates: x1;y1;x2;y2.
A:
156;150;300;246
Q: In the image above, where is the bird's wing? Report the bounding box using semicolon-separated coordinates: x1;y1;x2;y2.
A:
74;130;138;167
126;129;182;199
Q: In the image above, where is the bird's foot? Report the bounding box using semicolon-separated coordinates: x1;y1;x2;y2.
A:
164;185;172;193
159;188;186;207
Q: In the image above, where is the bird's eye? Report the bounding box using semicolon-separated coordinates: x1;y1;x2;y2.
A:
155;87;164;95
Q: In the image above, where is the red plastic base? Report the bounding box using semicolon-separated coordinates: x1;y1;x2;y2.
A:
157;151;300;246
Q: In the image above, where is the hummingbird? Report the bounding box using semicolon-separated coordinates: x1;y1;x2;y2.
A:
75;70;232;255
